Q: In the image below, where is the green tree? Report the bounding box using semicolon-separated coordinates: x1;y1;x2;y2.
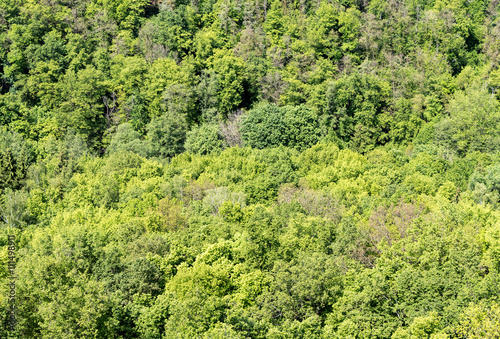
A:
454;303;500;339
146;112;188;158
435;88;500;156
323;72;390;152
56;66;108;149
185;124;224;155
107;123;149;157
209;49;252;119
241;104;320;150
0;129;36;191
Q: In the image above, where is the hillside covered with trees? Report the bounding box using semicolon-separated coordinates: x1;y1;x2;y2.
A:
1;0;500;337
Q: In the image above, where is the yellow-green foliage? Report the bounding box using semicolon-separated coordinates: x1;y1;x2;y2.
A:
1;143;499;338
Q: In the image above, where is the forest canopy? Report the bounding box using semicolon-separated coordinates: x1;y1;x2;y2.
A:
2;0;500;337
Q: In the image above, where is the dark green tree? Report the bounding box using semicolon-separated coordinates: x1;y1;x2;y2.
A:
146;112;188;158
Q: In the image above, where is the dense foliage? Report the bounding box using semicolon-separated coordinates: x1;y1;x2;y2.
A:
2;0;500;337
